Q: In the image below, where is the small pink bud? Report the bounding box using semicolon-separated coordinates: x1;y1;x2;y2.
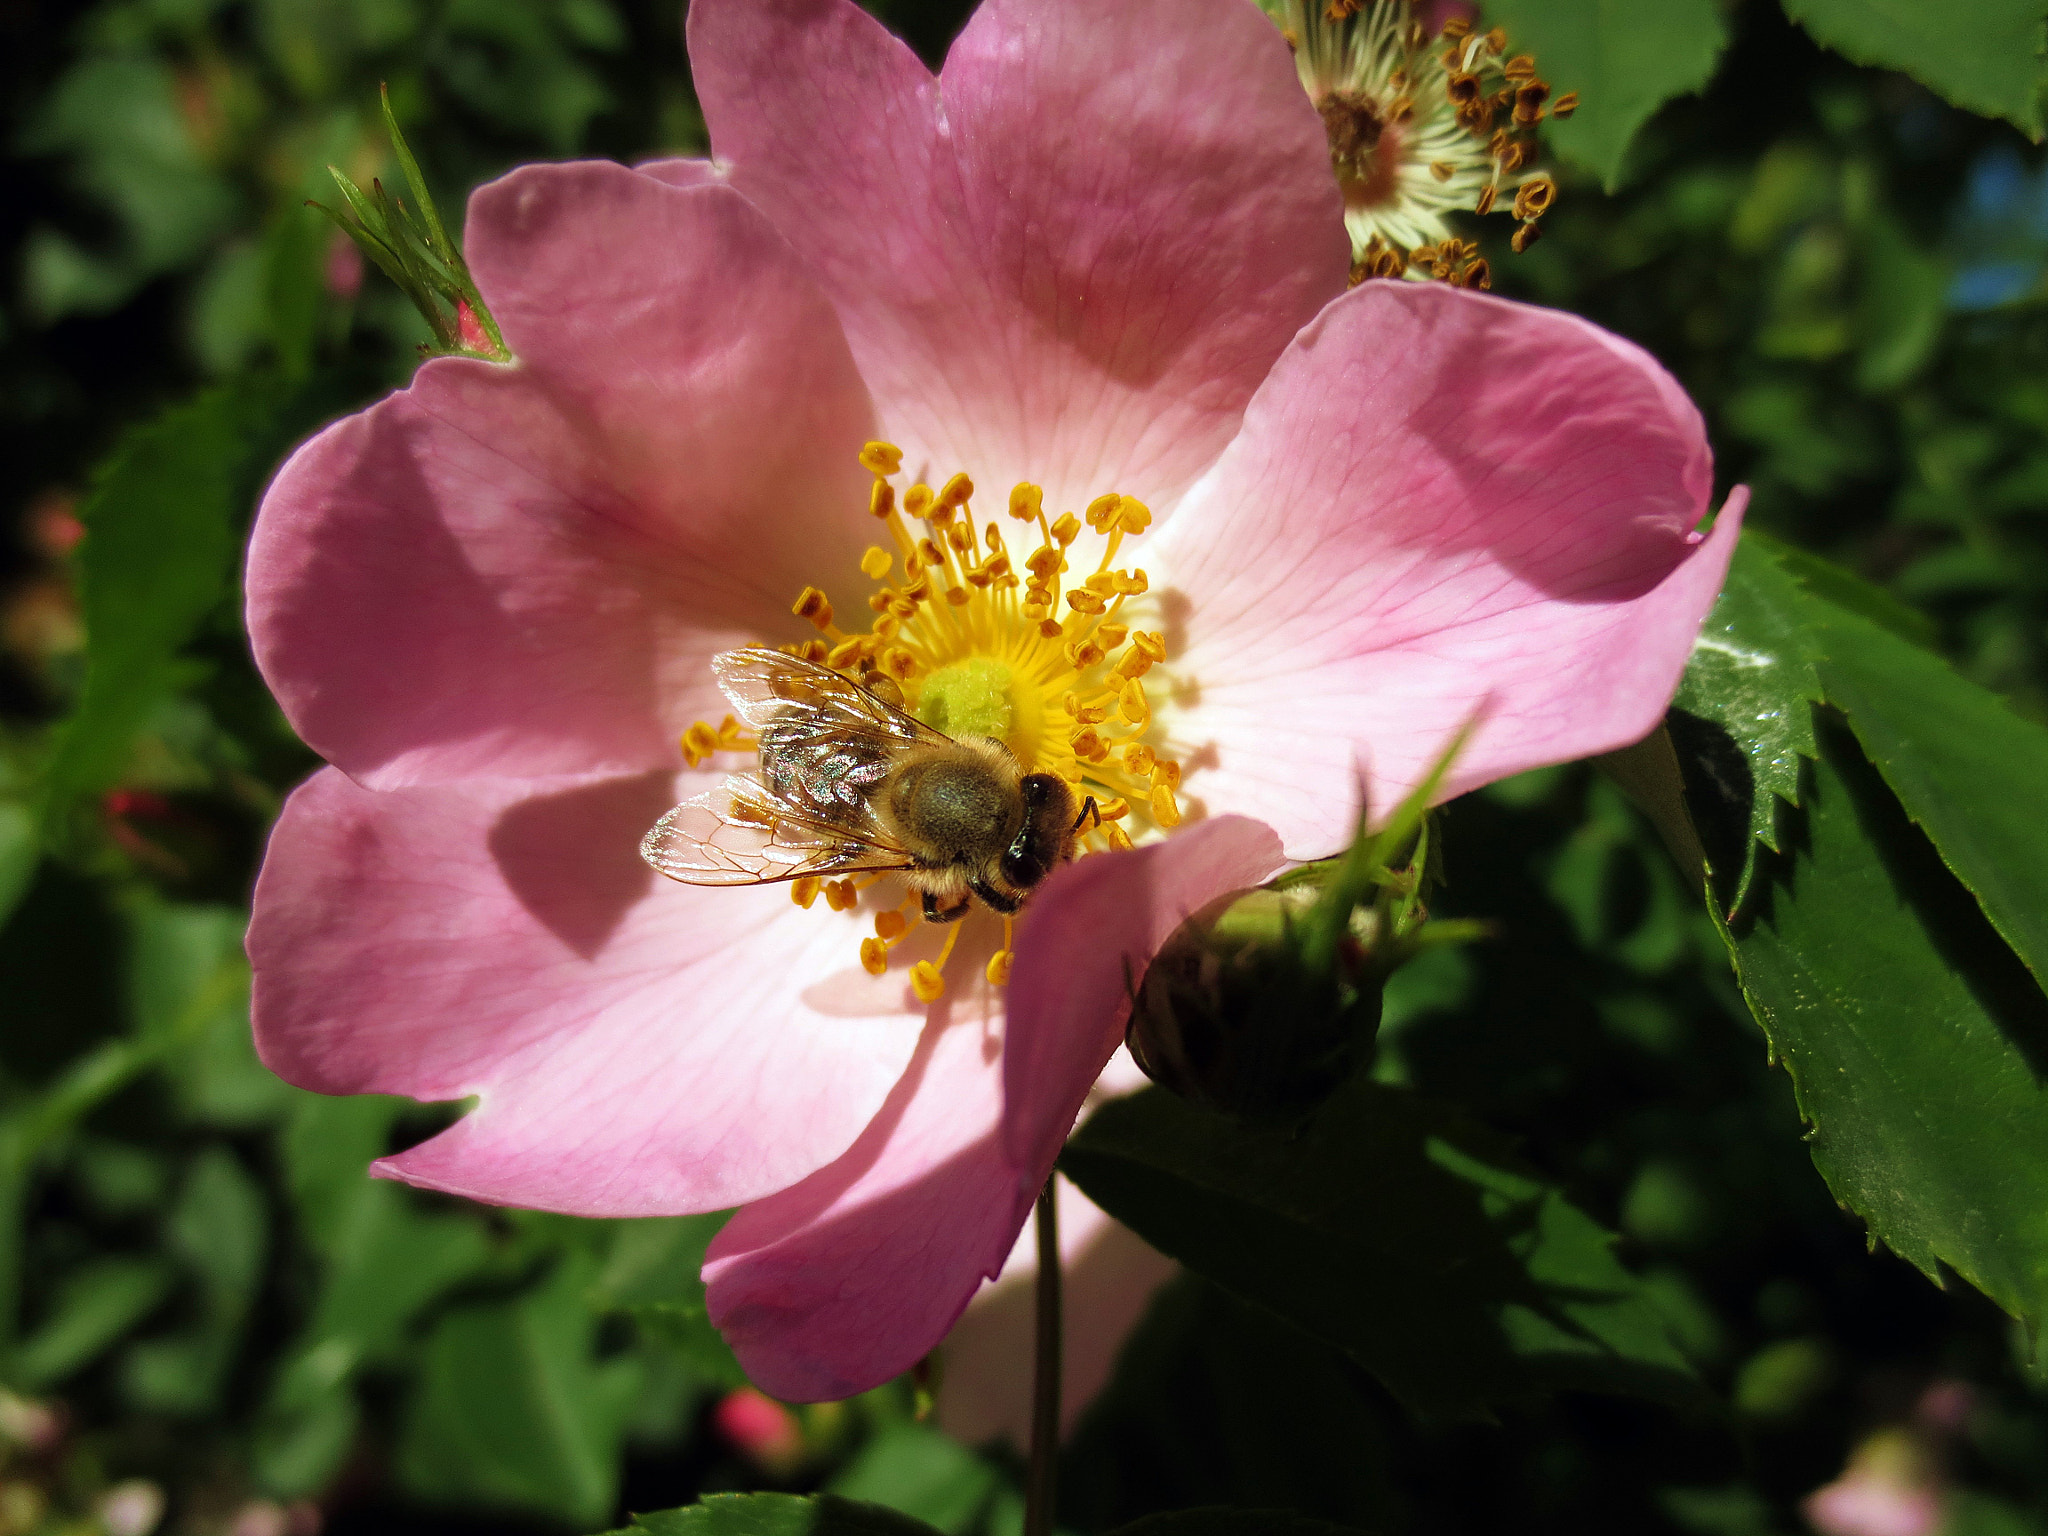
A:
713;1386;805;1475
323;231;364;300
455;297;491;354
26;491;84;558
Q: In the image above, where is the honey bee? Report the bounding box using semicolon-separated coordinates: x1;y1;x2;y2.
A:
641;648;1094;921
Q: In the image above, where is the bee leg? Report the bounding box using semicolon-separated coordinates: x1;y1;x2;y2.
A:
968;876;1021;916
922;891;972;924
1072;796;1100;833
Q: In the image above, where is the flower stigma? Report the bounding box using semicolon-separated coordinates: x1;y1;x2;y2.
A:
1258;0;1569;284
680;442;1188;1003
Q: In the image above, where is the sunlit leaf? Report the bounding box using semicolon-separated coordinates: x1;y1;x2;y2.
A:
1723;720;2048;1337
1483;0;1730;189
1780;0;2048;138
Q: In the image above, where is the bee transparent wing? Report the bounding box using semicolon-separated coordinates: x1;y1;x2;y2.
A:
641;773;915;887
712;647;946;747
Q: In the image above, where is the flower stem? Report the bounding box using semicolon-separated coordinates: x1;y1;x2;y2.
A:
1024;1177;1062;1536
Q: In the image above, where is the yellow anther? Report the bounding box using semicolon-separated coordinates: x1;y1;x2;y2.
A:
1151;759;1182;790
716;715;748;748
860;936;889;976
982;554;1012;580
792;587;835;630
986;950;1013;987
878;646;918;680
861;546;893;580
1131;631;1167;663
1026;547;1065;580
1084;572;1118;595
1114;496;1152;534
827;636;870;670
869;480;895;519
947;521;974;553
1065;639;1105;670
1115;647;1154;681
904;576;932;603
1065;694;1112;725
1073;727;1114;763
1038;618;1066;639
791;877;823;909
1123;743;1156;777
860;441;904;476
1119;678;1149;725
1150;782;1182;828
732;797;776;826
1096;796;1130;821
937;472;974;512
1009;483;1043;521
1050;513;1081;546
792;638;831;664
918;538;945;568
910;961;946;1004
1066;589;1108;615
904;483;934;517
1114;569;1150;596
875;909;908;942
1096;621;1129;650
1085;492;1123;531
824;878;858;912
985;524;1006;552
872;614;901;639
1103;823;1134;851
681;721;722;767
945;585;971;607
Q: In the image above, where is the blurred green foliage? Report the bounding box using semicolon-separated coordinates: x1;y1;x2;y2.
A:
3;0;2048;1532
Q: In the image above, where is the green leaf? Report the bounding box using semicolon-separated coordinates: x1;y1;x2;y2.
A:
1671;534;1827;906
1779;0;2048;138
40;384;273;816
827;1423;999;1534
14;1256;175;1388
1482;0;1730;190
1061;1083;1695;1422
616;1494;944;1535
0;801;36;931
1814;610;2048;992
399;1254;644;1528
1107;1516;1367;1536
1723;719;2048;1338
588;1214;743;1385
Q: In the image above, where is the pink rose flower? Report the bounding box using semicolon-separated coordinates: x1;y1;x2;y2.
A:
244;0;1742;1402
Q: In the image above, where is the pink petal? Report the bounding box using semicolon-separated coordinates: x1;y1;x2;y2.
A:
704;816;1281;1401
1152;282;1744;857
634;157;723;190
935;1175;1176;1447
248;768;924;1214
248;163;877;788
688;0;1348;516
1000;816;1288;1172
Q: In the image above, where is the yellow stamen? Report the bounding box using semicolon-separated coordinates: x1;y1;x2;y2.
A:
859;441;904;476
793;587;835;631
751;447;1191;982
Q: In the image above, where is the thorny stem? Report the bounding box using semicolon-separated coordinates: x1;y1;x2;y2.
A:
1024;1177;1062;1536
